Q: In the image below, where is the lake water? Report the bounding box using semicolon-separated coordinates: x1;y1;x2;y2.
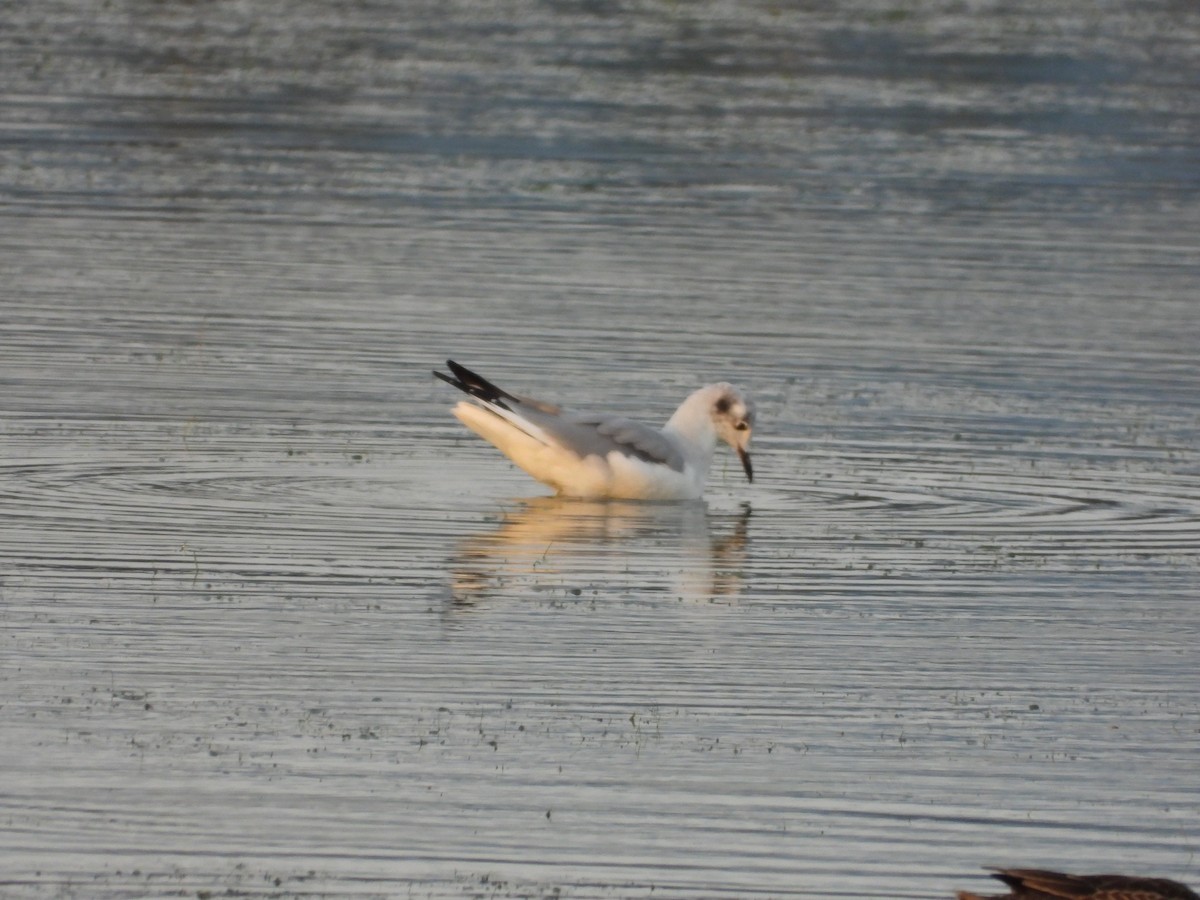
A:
1;1;1198;898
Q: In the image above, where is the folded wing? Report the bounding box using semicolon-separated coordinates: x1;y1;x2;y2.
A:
434;360;685;472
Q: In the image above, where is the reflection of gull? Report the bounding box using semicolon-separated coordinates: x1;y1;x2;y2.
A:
447;498;751;610
956;868;1198;900
433;360;754;500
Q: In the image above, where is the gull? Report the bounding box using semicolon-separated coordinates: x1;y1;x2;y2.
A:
955;868;1198;900
433;360;754;500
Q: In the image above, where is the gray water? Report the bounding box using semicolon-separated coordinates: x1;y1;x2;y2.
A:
2;1;1199;898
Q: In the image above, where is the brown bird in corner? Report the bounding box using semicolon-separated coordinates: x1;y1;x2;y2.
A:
956;868;1198;900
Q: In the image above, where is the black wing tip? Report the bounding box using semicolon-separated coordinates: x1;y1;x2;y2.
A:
433;359;467;384
432;359;513;409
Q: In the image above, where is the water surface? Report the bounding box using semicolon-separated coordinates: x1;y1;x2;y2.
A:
2;1;1199;898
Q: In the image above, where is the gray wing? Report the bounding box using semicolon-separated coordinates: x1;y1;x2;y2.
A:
582;414;686;471
509;401;686;472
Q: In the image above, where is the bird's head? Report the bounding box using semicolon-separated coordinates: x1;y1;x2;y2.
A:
710;384;755;482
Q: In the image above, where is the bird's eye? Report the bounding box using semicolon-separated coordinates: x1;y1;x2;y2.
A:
735;422;748;431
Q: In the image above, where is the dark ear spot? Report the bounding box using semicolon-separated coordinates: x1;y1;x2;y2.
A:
714;396;731;414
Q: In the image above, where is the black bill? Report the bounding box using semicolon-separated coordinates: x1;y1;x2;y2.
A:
737;447;753;482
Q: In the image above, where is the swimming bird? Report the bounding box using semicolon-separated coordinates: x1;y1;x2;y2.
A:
956;868;1198;900
433;360;754;500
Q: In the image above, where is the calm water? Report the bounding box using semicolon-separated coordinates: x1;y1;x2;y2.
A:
2;1;1199;898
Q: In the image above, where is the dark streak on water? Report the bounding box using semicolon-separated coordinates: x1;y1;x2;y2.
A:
1;1;1199;899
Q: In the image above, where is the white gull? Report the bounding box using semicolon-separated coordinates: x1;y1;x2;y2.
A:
433;360;755;500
